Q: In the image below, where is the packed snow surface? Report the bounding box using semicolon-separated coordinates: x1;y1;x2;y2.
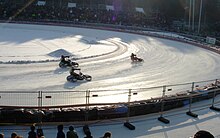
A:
1;23;220;104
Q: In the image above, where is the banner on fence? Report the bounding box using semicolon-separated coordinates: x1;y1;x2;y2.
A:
206;36;216;45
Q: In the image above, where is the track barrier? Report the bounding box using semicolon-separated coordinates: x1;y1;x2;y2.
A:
124;89;135;130
0;79;220;125
158;85;170;124
186;82;198;118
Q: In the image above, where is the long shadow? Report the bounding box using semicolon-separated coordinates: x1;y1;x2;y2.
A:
63;81;78;89
146;36;201;54
1;22;206;56
131;61;144;68
0;23;152;46
63;80;86;89
1;23;202;62
143;111;219;136
123;107;220;138
53;67;69;74
104;110;219;138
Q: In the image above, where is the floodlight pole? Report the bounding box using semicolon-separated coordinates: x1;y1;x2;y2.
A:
198;0;203;34
192;0;195;31
189;0;192;31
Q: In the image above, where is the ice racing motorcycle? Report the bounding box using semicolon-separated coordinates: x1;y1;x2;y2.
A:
66;73;92;82
59;59;79;68
131;56;144;62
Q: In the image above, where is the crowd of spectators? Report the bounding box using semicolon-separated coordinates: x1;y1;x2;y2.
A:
0;124;112;138
0;128;215;138
0;2;169;28
0;2;219;42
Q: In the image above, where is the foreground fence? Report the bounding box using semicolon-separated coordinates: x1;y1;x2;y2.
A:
0;79;219;107
0;78;220;124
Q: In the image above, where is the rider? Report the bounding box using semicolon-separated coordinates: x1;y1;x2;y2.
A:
70;66;81;77
60;55;70;64
130;53;137;61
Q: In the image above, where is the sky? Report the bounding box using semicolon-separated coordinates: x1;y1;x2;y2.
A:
0;23;220;138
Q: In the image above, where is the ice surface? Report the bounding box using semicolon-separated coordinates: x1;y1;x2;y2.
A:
0;23;220;138
0;23;220;104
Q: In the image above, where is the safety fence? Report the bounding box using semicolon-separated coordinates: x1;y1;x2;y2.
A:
0;79;219;107
0;78;220;125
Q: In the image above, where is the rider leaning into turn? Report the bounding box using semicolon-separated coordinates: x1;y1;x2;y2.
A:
130;53;137;60
60;55;70;64
70;66;81;77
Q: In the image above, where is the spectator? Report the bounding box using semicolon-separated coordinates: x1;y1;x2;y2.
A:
66;126;78;138
28;125;37;138
57;124;65;138
84;131;93;138
101;131;111;138
36;128;44;138
193;130;214;138
11;132;17;138
0;133;4;138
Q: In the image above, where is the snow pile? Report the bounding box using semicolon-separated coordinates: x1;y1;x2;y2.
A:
88;40;100;44
47;49;73;58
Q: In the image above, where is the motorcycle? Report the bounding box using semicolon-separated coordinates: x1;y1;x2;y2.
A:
131;56;144;62
66;72;92;82
59;58;79;68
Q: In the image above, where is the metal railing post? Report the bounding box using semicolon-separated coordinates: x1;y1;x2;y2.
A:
160;85;166;117
186;82;198;118
124;89;135;130
85;90;90;123
191;82;194;92
158;85;170;124
188;82;195;112
189;82;194;112
36;91;44;137
39;91;43;127
83;90;91;136
126;89;131;122
189;95;192;112
38;91;41;109
211;79;218;107
210;79;220;111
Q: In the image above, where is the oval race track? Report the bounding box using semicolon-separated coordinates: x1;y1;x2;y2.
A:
1;23;220;104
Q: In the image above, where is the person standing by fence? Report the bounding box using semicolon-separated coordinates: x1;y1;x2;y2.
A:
28;125;37;138
57;124;65;138
66;126;78;138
